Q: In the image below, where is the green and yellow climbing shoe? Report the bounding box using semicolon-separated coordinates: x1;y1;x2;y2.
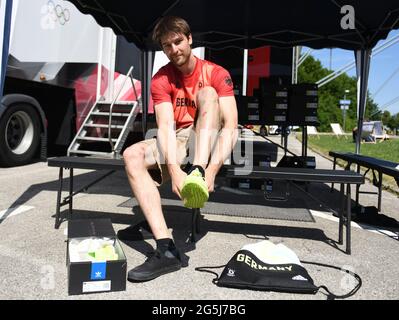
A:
181;168;209;208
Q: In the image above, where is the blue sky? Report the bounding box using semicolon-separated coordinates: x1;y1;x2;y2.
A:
305;29;399;116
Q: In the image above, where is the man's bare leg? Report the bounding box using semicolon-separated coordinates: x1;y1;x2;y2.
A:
123;142;170;240
123;142;182;282
193;86;221;168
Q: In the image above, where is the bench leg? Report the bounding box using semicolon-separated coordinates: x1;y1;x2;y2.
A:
377;171;382;212
346;184;352;255
69;168;73;218
355;164;360;207
331;158;337;192
338;183;344;245
191;208;200;242
196;210;201;234
55;167;64;229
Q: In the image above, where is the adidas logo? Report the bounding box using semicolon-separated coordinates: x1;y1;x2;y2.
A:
292;275;308;281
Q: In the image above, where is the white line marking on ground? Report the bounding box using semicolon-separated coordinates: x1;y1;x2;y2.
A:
0;205;34;221
310;210;398;238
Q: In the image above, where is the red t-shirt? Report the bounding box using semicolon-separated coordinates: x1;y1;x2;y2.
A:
151;56;234;129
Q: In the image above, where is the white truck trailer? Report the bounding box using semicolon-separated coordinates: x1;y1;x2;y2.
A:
0;0;143;166
0;0;292;167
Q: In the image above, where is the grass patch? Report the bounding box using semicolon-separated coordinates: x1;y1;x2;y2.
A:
302;134;399;163
296;133;399;194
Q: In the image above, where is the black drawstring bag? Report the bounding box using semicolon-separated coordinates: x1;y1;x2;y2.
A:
195;241;361;299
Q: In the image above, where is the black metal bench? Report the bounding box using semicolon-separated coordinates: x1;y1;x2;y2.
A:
48;156;126;229
329;151;399;211
198;165;363;254
48;157;364;254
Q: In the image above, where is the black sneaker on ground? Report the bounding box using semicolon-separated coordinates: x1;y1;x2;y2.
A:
127;248;182;282
117;221;152;241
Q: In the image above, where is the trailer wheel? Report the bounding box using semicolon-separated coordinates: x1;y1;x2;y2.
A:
0;104;41;167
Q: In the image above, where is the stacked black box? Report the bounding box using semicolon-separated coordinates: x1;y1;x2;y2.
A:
229;139;278;189
289;83;319;125
247;94;262;124
231;139;278;166
277;155;316;169
236;94;262;125
236;95;247;124
259;79;290;125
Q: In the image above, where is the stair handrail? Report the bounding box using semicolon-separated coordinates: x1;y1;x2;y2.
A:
108;66;137;151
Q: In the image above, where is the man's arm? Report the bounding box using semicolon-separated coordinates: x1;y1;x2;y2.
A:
205;96;238;189
155;102;186;197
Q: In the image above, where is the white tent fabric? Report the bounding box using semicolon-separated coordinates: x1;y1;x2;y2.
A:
65;1;399;155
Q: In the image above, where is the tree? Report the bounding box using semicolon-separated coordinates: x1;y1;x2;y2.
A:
298;55;380;132
393;113;399;135
386;112;399;134
381;110;391;126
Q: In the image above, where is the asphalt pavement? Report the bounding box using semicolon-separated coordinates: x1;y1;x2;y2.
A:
0;131;398;301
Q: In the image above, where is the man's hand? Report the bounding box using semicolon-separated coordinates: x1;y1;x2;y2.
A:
205;170;216;193
170;168;187;199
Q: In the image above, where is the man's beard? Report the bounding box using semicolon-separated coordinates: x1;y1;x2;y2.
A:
171;53;189;67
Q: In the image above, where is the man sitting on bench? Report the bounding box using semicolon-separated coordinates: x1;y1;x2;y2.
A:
121;16;238;281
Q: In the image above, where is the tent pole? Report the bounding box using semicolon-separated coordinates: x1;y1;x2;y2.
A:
141;50;153;137
354;49;372;154
292;46;305;157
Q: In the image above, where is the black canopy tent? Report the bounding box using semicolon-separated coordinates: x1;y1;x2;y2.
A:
67;0;399;154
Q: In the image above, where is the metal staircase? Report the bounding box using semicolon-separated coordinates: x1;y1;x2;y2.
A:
68;66;141;158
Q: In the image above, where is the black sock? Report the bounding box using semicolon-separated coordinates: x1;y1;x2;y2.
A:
156;238;176;254
188;165;205;177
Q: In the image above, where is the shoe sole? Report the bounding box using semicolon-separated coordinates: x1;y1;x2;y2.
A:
181;182;209;208
127;264;182;282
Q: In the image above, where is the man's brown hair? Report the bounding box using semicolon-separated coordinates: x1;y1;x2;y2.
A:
152;16;191;47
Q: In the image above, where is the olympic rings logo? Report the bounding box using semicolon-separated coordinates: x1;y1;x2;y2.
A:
41;0;70;29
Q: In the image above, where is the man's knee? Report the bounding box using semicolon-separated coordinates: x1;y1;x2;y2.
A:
196;86;218;108
123;143;146;171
